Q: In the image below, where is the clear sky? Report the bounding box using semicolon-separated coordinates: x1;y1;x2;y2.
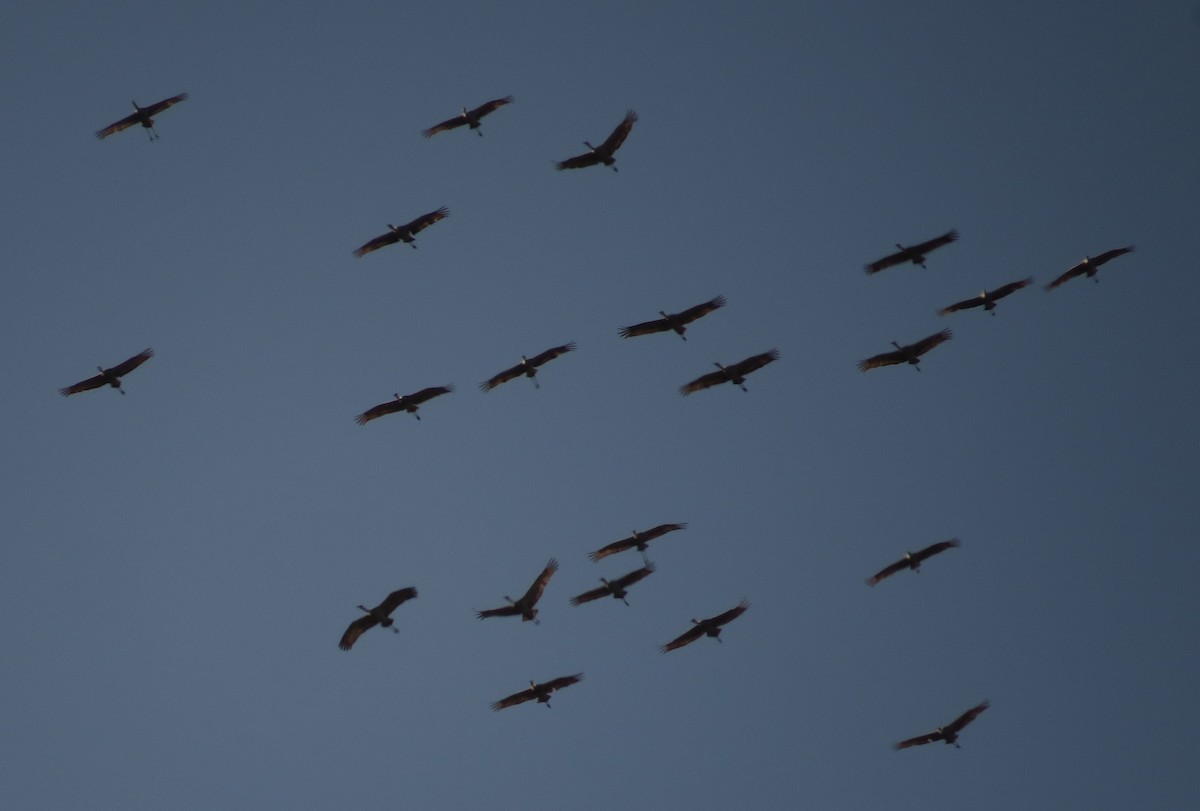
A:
2;1;1199;809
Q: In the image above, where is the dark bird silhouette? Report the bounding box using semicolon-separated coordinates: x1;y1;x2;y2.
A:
858;330;952;372
355;386;453;425
477;559;558;623
620;295;726;341
60;348;154;396
680;350;779;395
95;93;188;141
589;523;686;563
661;600;749;652
864;229;958;274
571;563;655;606
480;343;575;391
338;587;418;651
866;539;960;586
491;674;583;710
422;96;513;138
939;278;1033;316
1045;246;1134;290
556;110;637;171
895;701;990;750
353;207;449;257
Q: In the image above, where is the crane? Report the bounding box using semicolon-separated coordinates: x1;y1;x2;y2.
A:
95;94;188;141
555;110;638;171
619;295;726;340
353;207;449;257
866;539;960;586
477;559;558;623
355;386;453;425
895;701;990;749
864;229;958;274
680;350;778;395
59;348;154;396
1045;246;1134;290
422;96;513;138
589;523;686;563
479;343;575;391
338;587;418;650
939;278;1033;316
858;329;952;372
661;600;749;652
491;674;583;710
570;564;655;606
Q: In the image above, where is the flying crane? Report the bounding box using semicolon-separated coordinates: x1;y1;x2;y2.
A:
59;348;154;396
422;96;513;138
619;296;726;340
355;386;453;425
555;110;638;171
95;93;188;141
338;587;418;651
477;559;558;623
353;207;449;257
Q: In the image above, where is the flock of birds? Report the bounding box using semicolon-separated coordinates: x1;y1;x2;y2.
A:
74;91;1138;747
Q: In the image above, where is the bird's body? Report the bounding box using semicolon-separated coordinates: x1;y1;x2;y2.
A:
422;96;513;138
589;523;686;563
661;600;749;652
865;230;958;274
353;207;449;257
491;674;583;710
60;348;154;396
939;278;1033;316
95;93;188;141
858;330;952;372
620;295;726;340
680;350;779;395
866;539;960;586
571;564;655;606
355;386;453;425
556;110;638;171
480;343;575;391
477;559;558;623
1045;246;1134;290
895;701;990;749
338;586;418;650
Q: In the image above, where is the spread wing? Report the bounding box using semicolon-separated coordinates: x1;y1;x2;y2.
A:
945;701;989;734
661;624;706;653
599;110;638;155
1091;246;1134;267
911;538;960;564
555;150;603;170
403;206;449;235
141;93;188;117
353;229;402;257
540;673;583;694
422;113;467;138
377;587;418;615
641;523;686;542
108;348;154;378
989;277;1034;301
490;686;537;710
95;93;187;138
865;229;958;274
865;558;909;586
728;349;779;378
355;398;405;425
619;316;672;338
676;295;726;324
589;536;635;562
680;368;731;395
59;372;109;396
611;563;655;590
908;229;958;256
476;604;520;620
470;95;514;119
571;584;612;605
909;329;953;357
858;347;907;372
338;614;379;651
706;599;749;628
528;342;576;368
479;361;526;392
519;558;558;607
894;730;944;750
404;385;453;405
938;295;985;315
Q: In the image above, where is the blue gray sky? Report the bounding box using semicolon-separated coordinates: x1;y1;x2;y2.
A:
3;2;1199;808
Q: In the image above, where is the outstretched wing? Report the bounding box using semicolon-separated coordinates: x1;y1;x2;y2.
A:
403;206;450;235
338;614;379;651
469;95;514;119
938;295;985;315
588;536;634;562
865;229;958;274
599;110;638;155
142;93;188;117
404;385;454;405
908;229;958;257
353;229;402;257
490;686;536;711
945;701;990;734
555;150;602;171
519;558;558;607
619;317;672;338
528;342;576;368
728;349;779;378
661;624;706;653
641;523;687;542
675;295;726;325
570;584;611;606
479;362;526;392
989;277;1034;301
540;673;583;694
909;329;953;357
865;558;909;586
355;397;407;425
611;563;655;590
911;538;960;565
476;604;520;620
680;368;730;395
1091;246;1134;267
95;110;143;139
858;347;906;372
422;114;467;138
108;348;154;378
377;587;418;615
707;600;749;628
894;730;944;750
59;372;109;396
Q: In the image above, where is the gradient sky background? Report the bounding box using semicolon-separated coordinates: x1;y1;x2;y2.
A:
3;2;1199;809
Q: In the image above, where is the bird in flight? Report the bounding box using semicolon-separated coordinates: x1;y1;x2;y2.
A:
95;94;188;141
60;348;154;396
